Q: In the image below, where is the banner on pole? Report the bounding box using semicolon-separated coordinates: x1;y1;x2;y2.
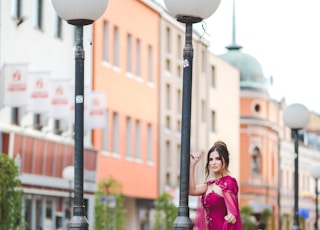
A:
27;72;51;113
87;91;106;129
2;63;28;107
49;80;71;119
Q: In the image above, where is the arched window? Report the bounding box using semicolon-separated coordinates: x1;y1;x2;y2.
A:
251;147;261;174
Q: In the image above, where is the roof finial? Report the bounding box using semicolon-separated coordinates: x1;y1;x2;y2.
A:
226;0;242;51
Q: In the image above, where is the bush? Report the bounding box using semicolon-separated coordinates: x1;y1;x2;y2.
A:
240;206;256;230
154;192;177;230
0;153;24;229
94;176;126;230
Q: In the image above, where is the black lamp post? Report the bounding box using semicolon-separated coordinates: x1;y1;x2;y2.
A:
311;164;320;230
51;1;109;229
163;1;221;229
283;103;310;230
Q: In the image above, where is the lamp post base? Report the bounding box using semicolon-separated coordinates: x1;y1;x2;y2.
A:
173;216;193;229
173;207;193;229
68;215;89;230
291;225;301;230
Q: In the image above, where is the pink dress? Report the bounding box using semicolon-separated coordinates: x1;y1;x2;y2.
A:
194;176;243;230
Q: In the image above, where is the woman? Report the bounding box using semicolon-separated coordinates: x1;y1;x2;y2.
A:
190;141;242;230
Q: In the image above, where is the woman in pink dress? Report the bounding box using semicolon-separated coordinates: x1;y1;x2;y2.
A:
190;141;243;230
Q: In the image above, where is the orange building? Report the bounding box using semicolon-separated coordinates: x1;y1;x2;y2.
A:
92;0;160;228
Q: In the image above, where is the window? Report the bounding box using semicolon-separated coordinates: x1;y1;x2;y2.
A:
135;120;141;160
166;59;171;72
126;34;132;73
211;65;216;88
211;110;216;132
112;112;119;154
126;117;132;158
103;21;109;62
34;0;43;30
251;147;261;174
201;100;206;122
12;0;22;18
102;109;109;151
147;124;153;162
11;107;22;125
166;116;171;130
166;27;171;53
166;172;171;186
148;45;153;83
177;34;182;58
113;26;119;67
166;84;171;110
177;65;182;78
176;120;181;132
136;39;141;77
33;113;44;130
254;104;261;112
176;144;181;182
166;140;171;171
201;49;207;72
54;15;62;38
177;89;181;114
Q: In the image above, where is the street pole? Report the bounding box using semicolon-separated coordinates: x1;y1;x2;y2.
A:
69;25;88;230
283;103;310;230
315;178;319;230
68;181;72;219
162;1;221;229
51;1;110;229
292;129;300;230
173;17;200;229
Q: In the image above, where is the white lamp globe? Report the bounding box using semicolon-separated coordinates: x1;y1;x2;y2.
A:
311;165;320;179
283;103;310;129
62;165;75;181
163;0;221;22
51;0;109;25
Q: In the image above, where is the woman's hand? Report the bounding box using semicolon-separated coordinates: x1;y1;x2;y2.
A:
224;213;236;224
190;152;202;165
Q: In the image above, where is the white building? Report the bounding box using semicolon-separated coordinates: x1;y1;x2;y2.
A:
0;1;97;229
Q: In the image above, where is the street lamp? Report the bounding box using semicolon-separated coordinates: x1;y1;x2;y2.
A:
283;103;310;230
311;164;320;230
51;1;109;229
163;1;221;229
63;166;75;220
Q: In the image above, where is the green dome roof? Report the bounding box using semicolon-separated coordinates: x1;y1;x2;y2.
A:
219;50;267;92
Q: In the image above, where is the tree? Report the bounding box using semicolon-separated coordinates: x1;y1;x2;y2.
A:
280;213;290;230
94;176;126;230
154;192;177;230
240;206;256;230
0;153;24;229
260;208;272;229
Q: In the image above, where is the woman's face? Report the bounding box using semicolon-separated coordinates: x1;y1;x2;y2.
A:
208;150;224;173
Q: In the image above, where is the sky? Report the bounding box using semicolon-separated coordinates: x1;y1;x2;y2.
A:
158;0;320;114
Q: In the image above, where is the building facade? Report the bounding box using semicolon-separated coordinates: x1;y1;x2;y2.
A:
0;0;97;229
91;0;160;229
